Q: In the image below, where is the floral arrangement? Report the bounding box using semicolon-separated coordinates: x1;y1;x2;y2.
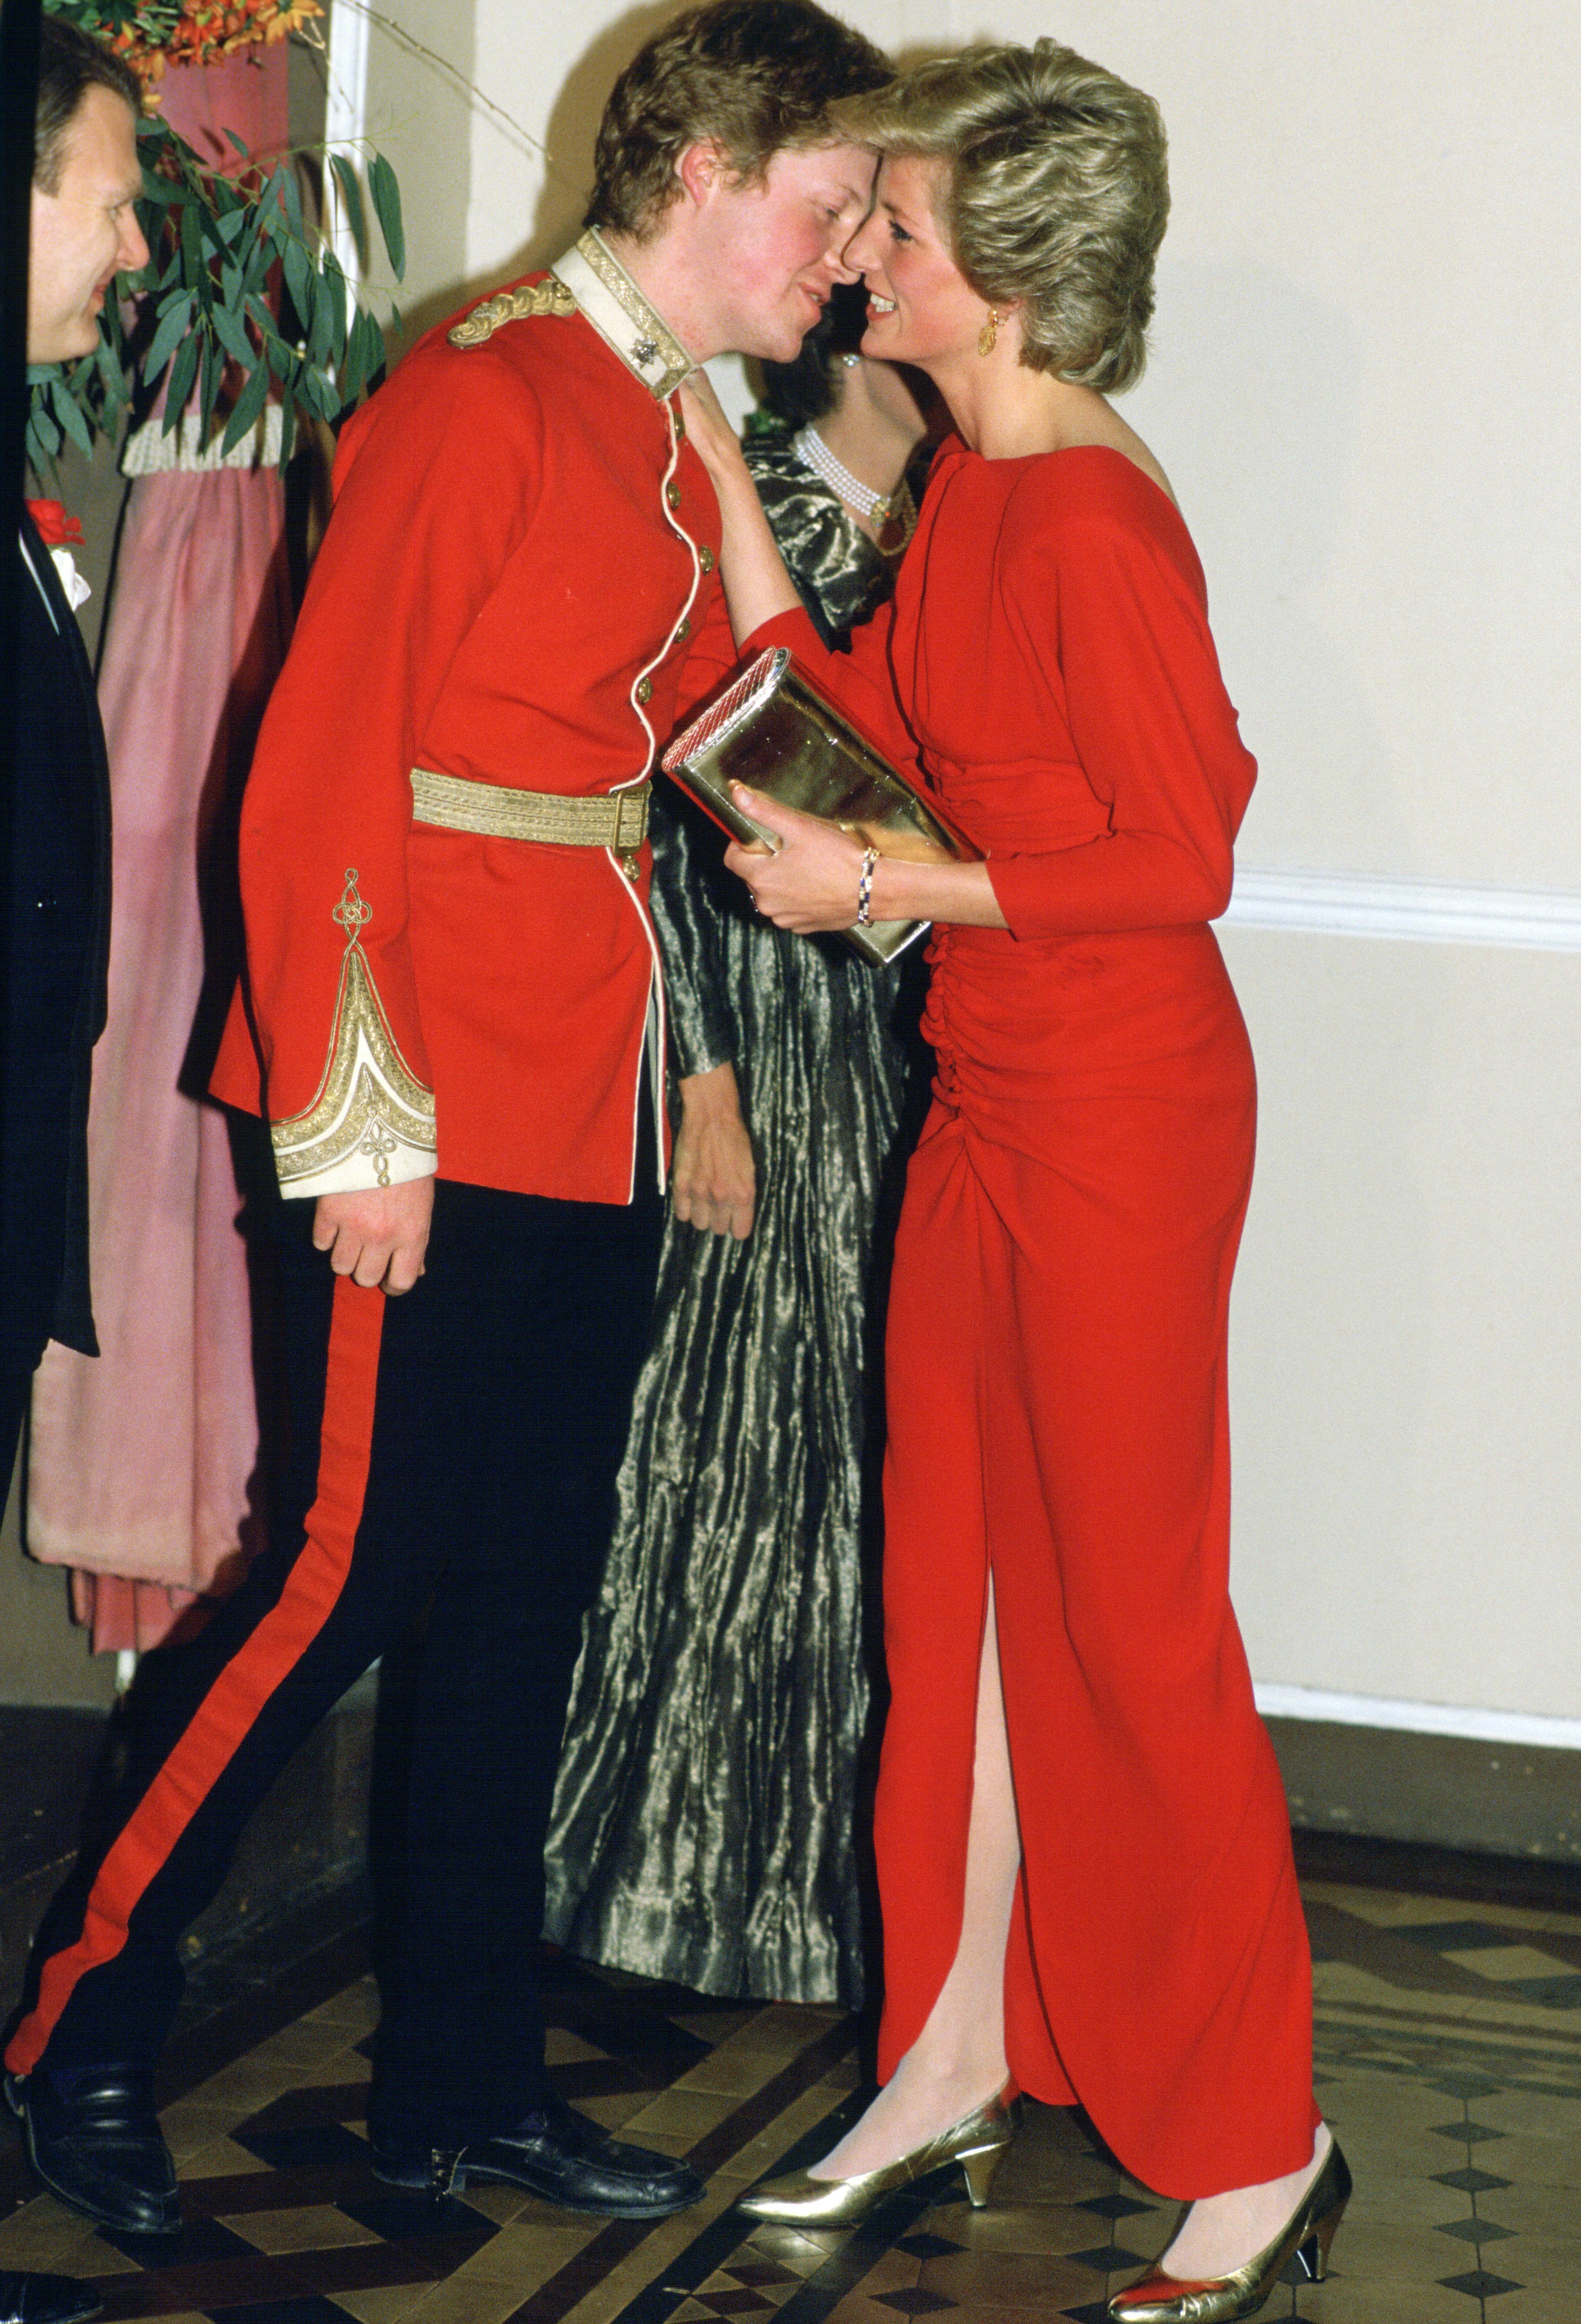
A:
29;0;404;477
51;2;325;91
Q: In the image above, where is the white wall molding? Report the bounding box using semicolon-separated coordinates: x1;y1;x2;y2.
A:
1224;867;1581;952
1255;1681;1581;1752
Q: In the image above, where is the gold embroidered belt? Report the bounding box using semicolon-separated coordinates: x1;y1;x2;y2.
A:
410;767;650;858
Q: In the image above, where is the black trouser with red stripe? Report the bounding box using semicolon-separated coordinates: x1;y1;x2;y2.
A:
5;1177;663;2153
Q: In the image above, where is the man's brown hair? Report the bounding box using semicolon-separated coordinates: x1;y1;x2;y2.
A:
35;15;143;195
586;0;890;241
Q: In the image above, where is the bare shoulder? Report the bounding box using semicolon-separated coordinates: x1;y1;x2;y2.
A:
1050;400;1175;503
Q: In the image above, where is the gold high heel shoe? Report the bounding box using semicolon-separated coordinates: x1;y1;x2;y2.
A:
1106;2137;1352;2322
736;2087;1020;2227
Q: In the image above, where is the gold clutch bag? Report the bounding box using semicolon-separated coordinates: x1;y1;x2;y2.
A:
661;646;976;965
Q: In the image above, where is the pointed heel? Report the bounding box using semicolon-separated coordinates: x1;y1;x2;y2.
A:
959;2141;1006;2208
1295;2183;1349;2282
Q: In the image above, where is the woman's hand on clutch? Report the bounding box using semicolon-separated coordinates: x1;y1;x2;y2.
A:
673;1061;757;1240
724;786;866;932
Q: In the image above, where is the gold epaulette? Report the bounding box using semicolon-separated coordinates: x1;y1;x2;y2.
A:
448;279;577;348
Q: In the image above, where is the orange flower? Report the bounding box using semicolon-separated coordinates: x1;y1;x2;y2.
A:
116;0;325;79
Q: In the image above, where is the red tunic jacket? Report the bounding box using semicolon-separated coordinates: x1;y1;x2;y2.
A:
212;235;738;1204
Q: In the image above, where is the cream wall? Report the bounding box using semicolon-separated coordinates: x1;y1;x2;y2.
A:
343;3;1581;1728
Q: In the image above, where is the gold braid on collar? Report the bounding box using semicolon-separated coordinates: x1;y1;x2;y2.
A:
448;278;577;349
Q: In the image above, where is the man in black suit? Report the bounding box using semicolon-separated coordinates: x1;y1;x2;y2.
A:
2;18;144;1488
1;23;146;2324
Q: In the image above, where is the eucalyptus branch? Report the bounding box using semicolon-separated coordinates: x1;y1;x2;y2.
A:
27;106;404;479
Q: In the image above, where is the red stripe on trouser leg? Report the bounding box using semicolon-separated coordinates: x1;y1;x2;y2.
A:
5;1276;384;2078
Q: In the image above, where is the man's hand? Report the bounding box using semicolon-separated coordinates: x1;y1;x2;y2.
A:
671;1062;755;1240
313;1177;434;1293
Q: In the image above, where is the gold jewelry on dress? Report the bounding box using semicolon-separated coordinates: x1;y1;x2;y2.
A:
736;2088;1019;2226
1107;2138;1352;2323
978;308;999;357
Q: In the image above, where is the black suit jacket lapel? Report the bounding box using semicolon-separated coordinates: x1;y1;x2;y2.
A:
17;505;113;1044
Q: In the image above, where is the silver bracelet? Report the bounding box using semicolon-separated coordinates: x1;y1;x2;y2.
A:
856;845;879;926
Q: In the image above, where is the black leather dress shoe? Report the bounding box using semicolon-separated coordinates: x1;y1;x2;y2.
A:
370;2091;704;2217
0;2275;104;2324
6;2067;180;2237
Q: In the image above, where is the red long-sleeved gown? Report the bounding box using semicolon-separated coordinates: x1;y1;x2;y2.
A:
751;440;1314;2199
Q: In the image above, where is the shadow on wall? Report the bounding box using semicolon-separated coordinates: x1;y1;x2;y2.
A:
385;10;964;369
1126;254;1413;879
389;2;679;356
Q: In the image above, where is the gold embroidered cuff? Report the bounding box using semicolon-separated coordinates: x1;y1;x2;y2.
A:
271;923;437;1198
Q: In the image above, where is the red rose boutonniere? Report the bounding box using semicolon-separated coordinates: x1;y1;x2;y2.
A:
26;498;86;549
25;498;91;609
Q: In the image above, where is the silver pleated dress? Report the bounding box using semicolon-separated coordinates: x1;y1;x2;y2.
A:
541;425;925;2004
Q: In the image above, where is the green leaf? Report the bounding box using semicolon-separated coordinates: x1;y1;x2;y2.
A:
220;350;271;457
179;196;203;285
278;393;296;468
369;152;406;279
323;260;348;369
279;158;304;242
30;392;61;453
94;334;129;400
198;330;221;446
211;299;254;369
216;207;251;247
307;277;333;369
301;363;338;423
53;379;93;455
282;233;311;328
225;128;251;161
164;329;199;431
144;290;195;382
328;154;369;273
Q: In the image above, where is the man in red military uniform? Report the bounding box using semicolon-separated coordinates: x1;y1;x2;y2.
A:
6;0;886;2231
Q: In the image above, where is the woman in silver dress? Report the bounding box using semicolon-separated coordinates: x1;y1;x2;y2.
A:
543;293;930;2006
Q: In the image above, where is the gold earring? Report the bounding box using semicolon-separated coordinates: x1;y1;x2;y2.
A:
978;308;998;357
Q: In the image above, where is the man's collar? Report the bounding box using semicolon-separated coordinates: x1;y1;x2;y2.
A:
551;230;694;401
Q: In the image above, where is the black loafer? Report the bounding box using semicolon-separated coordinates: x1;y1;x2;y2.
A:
0;2275;104;2324
7;2066;180;2237
370;2091;704;2217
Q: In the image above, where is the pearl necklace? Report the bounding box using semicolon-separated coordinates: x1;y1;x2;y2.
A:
793;423;914;551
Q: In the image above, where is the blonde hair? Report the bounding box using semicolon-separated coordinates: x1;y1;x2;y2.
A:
838;41;1168;392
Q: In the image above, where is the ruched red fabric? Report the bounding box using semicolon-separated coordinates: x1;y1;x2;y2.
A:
747;442;1315;2199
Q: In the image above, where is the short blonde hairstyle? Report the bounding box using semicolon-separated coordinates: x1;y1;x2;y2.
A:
837;41;1168;392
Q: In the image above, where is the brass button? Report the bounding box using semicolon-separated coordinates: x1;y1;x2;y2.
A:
665;480;682;508
699;545;715;574
673;409;686;439
636;675;653;704
675;614;691;642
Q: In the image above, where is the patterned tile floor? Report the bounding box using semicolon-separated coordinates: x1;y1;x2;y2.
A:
3;1873;1579;2324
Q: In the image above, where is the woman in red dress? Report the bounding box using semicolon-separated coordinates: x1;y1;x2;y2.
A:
680;41;1348;2324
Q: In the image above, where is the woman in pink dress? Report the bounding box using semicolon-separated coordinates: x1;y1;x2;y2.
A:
680;41;1348;2324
